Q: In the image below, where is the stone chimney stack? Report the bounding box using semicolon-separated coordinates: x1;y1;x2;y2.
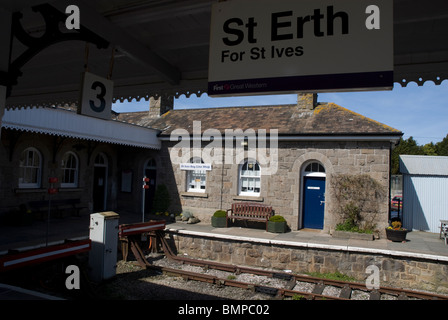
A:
148;96;174;118
297;93;318;110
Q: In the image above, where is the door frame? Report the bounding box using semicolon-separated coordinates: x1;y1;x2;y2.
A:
299;162;326;230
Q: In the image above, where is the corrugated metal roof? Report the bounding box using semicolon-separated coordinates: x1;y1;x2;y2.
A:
399;155;448;176
2;107;161;150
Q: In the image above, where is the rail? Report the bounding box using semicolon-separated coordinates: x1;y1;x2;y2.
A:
118;226;448;300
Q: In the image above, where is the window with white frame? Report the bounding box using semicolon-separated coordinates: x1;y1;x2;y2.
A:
304;162;325;176
61;152;79;187
19;147;42;188
239;159;261;196
187;158;206;192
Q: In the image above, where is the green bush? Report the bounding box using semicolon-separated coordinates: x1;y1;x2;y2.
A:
213;210;227;218
269;215;286;222
335;202;373;234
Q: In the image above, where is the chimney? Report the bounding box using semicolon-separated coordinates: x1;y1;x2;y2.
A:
148;96;174;118
297;93;318;110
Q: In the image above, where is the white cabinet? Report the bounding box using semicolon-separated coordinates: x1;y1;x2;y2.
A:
88;211;119;282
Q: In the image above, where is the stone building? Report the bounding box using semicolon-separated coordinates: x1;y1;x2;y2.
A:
0;106;160;223
118;94;403;234
0;94;402;235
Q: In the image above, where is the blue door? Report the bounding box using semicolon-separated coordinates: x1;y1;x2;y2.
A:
303;177;326;229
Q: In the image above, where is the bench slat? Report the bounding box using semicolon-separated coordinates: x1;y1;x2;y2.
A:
227;202;273;231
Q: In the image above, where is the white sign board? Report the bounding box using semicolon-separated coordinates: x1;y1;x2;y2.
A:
208;0;393;96
79;72;113;120
180;163;212;171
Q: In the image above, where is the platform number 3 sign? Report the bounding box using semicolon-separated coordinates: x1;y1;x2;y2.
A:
79;72;114;120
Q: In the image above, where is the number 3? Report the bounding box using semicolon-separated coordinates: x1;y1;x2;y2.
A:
89;81;106;113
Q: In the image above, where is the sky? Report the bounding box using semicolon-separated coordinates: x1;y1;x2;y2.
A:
112;81;448;146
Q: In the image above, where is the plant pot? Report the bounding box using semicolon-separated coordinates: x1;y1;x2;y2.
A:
385;228;408;242
211;216;227;228
268;221;287;233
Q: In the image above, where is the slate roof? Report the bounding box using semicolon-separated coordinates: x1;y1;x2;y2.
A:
116;103;402;138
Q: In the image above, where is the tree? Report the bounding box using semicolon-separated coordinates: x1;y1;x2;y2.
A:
422;142;437;156
391;137;424;174
435;134;448;156
391;134;448;174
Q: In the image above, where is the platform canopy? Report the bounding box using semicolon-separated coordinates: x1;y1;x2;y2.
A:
2;107;161;149
2;0;448;109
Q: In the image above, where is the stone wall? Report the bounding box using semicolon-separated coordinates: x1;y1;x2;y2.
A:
168;232;448;295
162;139;391;234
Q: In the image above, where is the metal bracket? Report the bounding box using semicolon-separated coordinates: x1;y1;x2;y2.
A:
3;3;109;97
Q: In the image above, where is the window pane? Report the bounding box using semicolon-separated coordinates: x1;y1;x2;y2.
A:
305;162;325;173
62;153;78;186
19;148;41;187
187;158;206;191
239;160;261;195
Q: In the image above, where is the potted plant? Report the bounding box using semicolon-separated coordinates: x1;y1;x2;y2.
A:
267;215;287;233
211;210;227;228
385;220;408;242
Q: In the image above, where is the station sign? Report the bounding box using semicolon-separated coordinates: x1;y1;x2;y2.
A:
180;163;212;171
208;0;393;96
79;72;113;120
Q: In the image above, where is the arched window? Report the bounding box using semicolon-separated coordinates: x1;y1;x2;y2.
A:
94;153;107;166
239;159;261;196
19;147;42;188
61;152;79;188
304;162;325;174
145;158;157;170
187;157;206;192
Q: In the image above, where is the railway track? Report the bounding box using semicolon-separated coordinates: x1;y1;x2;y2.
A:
127;231;448;301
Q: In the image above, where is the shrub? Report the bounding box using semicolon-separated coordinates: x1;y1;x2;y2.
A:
330;174;387;233
269;215;286;223
335;201;373;233
213;210;226;218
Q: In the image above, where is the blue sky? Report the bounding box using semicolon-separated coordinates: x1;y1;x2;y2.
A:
112;81;448;146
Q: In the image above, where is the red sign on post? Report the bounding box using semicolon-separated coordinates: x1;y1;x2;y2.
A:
143;177;150;189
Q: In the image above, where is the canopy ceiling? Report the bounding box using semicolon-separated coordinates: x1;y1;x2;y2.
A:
2;0;448;109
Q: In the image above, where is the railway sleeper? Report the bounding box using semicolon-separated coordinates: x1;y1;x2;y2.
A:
272;272;293;281
339;285;352;299
312;281;326;295
369;289;381;300
255;285;278;297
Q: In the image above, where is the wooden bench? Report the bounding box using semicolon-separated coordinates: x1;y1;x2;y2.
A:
226;202;273;231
